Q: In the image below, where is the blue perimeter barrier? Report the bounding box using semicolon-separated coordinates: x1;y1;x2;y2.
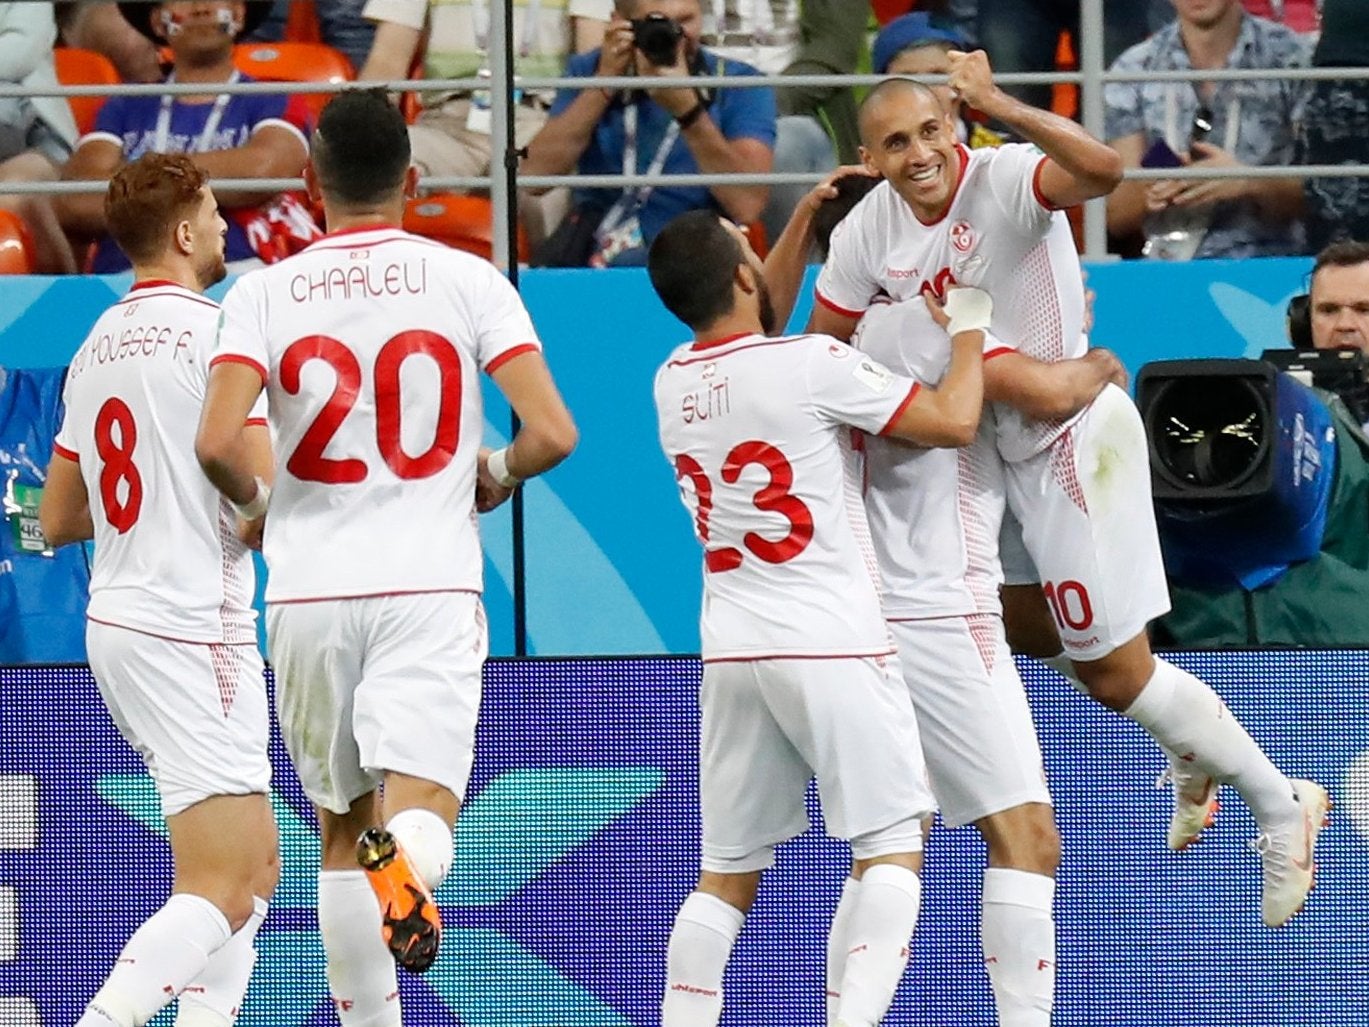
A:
1;651;1366;1025
0;258;1317;656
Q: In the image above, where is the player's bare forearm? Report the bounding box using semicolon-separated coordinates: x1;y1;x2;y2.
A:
38;455;94;547
762;200;816;335
491;353;579;479
197;365;268;506
916;334;984;446
808;302;859;342
977;89;1123;204
986;349;1119;421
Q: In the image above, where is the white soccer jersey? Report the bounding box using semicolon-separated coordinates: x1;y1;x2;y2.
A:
816;143;1087;462
53;281;259;643
212;227;540;603
654;331;921;660
852;298;1008;619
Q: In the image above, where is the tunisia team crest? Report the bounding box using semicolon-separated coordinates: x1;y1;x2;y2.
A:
951;220;976;254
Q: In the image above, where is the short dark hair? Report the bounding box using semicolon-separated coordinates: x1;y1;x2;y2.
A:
1312;240;1369;282
813;174;880;259
105;152;207;264
648;211;743;331
312;88;410;206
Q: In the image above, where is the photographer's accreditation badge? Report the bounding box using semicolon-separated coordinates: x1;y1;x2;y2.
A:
5;480;48;554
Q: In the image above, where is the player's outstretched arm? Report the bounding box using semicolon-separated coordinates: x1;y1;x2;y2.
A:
196;362;272;513
947;49;1123;209
765;165;876;336
985;348;1126;422
481;351;578;510
38;453;94;547
885;289;990;448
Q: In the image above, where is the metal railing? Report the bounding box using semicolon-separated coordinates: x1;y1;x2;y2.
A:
1;0;1364;261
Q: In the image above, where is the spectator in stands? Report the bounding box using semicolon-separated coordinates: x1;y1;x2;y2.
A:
776;0;868;164
1300;0;1369;252
871;11;1006;149
1104;0;1309;260
521;0;775;267
248;0;376;73
976;0;1170;113
0;2;79;272
360;0;613;247
1308;241;1369;357
697;1;837;249
55;1;315;274
56;2;163;84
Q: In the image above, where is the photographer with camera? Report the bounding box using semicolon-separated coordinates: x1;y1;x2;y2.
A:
523;0;776;267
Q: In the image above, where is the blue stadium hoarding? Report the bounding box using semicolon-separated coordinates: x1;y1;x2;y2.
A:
1;651;1366;1025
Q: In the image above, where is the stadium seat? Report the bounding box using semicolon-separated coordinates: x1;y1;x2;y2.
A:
0;211;37;275
283;0;322;44
233;42;354;120
403;194;531;264
53;48;121;137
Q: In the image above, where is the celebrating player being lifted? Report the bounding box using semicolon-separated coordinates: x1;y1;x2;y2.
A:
650;209;995;1027
195;89;577;1023
811;52;1328;928
41;153;278;1027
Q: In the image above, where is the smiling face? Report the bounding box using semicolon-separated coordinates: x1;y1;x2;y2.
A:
858;82;961;223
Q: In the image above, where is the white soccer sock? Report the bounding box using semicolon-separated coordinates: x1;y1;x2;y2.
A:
175;896;268;1027
77;893;232;1027
981;868;1056;1027
836;864;922;1027
1124;658;1298;826
318;870;402;1027
826;877;862;1026
661;891;745;1027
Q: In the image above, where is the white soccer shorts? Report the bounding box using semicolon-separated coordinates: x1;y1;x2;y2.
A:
1001;383;1172;662
268;591;487;815
86;621;271;817
698;654;936;873
888;616;1051;829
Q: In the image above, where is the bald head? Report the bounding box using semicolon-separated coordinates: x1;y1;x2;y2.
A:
857;77;944;147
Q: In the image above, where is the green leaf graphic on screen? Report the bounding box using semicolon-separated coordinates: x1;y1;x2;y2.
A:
96;768;663;1026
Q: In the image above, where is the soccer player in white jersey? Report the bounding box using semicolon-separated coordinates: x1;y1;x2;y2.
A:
651;209;995;1027
39;153;278;1027
811;54;1329;928
195;90;577;1022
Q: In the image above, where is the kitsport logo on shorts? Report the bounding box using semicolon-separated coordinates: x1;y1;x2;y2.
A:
1063;635;1100;650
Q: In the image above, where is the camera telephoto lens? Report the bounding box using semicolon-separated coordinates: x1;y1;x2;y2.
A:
1148;377;1268;491
632;13;685;66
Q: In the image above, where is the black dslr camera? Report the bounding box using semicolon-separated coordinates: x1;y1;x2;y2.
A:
632;13;684;66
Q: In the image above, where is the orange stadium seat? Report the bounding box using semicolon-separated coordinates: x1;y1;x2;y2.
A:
233;41;354;120
53;48;121;137
0;211;37;275
404;194;531;264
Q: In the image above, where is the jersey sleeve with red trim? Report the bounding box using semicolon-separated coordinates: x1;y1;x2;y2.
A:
980;329;1016;360
814;205;881;318
802;336;922;436
984;143;1057;232
475;263;542;373
212;277;271;384
52;366;79;460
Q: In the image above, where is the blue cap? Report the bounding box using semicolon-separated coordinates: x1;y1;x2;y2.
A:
872;12;968;76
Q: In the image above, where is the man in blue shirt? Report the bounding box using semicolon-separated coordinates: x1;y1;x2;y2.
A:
522;0;776;267
56;1;315;274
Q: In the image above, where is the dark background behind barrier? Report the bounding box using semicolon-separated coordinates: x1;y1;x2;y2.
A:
1;652;1366;1026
